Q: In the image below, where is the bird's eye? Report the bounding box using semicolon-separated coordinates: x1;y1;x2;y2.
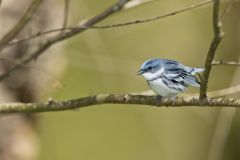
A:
148;67;152;70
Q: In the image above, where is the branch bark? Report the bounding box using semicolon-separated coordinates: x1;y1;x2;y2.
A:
199;0;224;99
0;0;130;81
0;94;240;113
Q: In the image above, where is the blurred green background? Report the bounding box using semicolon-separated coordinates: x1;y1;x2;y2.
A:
38;0;240;160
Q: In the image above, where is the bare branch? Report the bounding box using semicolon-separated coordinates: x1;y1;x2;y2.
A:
0;0;130;81
0;94;239;113
200;0;224;99
4;28;71;48
212;60;240;66
4;0;213;48
87;0;213;29
0;0;42;49
62;0;70;32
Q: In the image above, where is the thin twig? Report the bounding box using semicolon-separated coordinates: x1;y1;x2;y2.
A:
0;0;42;49
87;0;213;29
61;0;70;33
0;0;130;81
0;95;239;113
4;28;72;48
3;0;213;48
212;60;240;66
200;0;224;100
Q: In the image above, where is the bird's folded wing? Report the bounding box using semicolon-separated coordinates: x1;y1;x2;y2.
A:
164;64;200;87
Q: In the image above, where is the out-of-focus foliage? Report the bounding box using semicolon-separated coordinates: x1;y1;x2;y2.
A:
39;0;240;160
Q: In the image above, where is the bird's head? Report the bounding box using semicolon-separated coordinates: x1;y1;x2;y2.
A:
137;59;164;81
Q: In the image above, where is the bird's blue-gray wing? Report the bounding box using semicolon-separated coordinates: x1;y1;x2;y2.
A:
163;61;201;87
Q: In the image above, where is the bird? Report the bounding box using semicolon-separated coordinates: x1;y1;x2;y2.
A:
137;58;204;97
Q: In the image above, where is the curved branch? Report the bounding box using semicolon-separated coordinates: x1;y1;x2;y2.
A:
199;0;224;99
0;94;240;113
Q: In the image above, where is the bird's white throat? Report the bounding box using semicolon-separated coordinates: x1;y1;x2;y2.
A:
142;67;164;81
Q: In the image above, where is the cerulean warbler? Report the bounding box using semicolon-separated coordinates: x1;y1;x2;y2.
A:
137;58;204;97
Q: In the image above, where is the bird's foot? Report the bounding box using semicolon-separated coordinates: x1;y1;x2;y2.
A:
168;95;178;104
169;95;176;101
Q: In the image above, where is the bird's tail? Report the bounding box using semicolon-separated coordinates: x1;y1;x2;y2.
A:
191;68;204;74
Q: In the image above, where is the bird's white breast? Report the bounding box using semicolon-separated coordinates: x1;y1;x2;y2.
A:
148;78;181;97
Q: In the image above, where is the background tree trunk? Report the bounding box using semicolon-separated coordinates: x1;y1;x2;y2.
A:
0;0;66;159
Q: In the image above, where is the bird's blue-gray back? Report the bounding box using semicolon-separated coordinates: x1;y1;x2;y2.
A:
162;59;201;87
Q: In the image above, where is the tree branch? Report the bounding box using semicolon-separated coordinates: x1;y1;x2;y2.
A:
0;0;130;81
86;0;213;29
61;0;70;32
0;0;42;49
0;94;239;113
3;0;213;48
212;60;240;66
199;0;224;99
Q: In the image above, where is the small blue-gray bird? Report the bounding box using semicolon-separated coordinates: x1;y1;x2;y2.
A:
137;58;204;97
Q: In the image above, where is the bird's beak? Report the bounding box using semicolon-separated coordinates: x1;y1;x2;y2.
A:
137;70;144;75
